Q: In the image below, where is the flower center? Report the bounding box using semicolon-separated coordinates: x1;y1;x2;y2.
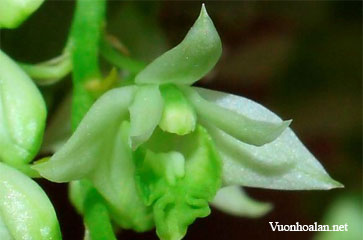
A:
159;84;196;135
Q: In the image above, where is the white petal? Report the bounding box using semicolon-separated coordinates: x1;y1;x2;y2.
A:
196;87;342;190
211;186;272;218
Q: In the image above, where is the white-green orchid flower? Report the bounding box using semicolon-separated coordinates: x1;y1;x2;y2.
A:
33;5;342;240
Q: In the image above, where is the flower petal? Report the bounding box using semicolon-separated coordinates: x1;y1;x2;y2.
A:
135;4;221;85
33;87;153;231
196;87;342;190
211;186;272;218
0;162;61;240
129;85;164;149
90;122;153;231
181;86;290;146
33;86;136;181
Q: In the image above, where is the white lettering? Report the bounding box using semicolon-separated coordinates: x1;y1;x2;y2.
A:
269;222;348;232
269;222;279;232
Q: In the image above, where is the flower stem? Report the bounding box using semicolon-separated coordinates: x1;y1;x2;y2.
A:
70;0;106;129
18;54;72;85
99;37;146;74
68;1;116;239
83;188;117;240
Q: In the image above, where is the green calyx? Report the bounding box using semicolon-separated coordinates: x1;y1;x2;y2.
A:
159;84;197;135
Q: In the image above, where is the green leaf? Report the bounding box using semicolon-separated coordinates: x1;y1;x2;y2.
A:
0;0;44;29
33;87;153;231
129;85;164;149
0;50;46;168
181;86;291;146
211;186;272;218
135;4;221;85
195;87;342;190
135;125;222;240
0;162;61;240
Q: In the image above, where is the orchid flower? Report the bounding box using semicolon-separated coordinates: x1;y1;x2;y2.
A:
33;5;342;240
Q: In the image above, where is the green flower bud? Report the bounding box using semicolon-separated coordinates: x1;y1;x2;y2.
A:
0;162;61;240
0;50;46;171
0;0;44;29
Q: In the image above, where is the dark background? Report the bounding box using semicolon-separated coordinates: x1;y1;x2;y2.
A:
1;1;361;239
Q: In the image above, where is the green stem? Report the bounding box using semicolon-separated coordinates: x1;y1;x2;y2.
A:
70;0;106;129
83;188;117;240
68;1;116;239
18;55;72;85
100;38;146;73
18;40;73;85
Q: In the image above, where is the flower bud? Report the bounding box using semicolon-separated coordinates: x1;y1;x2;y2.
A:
0;162;61;240
0;0;44;28
0;50;46;167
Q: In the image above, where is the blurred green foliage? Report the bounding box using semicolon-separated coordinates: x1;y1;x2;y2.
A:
314;194;362;240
